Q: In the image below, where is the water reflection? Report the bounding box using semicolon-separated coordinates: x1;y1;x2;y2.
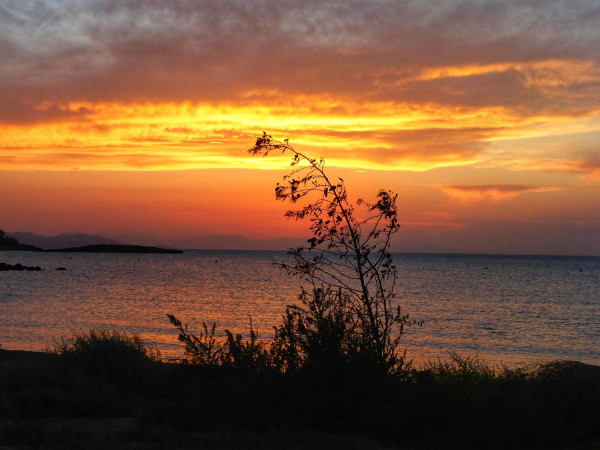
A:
1;251;598;367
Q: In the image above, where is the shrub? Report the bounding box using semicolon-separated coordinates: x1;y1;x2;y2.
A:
167;314;272;371
167;315;222;366
271;287;361;377
249;133;418;376
51;328;161;391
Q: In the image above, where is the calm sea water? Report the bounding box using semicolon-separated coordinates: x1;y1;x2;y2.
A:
1;250;598;367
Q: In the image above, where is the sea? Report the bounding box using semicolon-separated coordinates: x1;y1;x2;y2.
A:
1;250;598;367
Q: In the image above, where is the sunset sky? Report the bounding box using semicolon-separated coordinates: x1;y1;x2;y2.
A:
1;0;600;255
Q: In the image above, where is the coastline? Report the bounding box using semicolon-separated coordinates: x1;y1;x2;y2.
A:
39;244;183;254
1;346;599;449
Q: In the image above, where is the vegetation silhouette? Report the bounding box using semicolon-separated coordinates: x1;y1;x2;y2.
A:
0;229;39;251
168;132;419;379
250;132;420;376
50;328;161;392
1;331;599;449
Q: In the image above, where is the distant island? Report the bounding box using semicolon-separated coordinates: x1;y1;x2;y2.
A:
41;244;183;254
1;230;181;254
8;230;303;251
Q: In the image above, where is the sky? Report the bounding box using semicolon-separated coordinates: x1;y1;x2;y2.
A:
1;0;600;255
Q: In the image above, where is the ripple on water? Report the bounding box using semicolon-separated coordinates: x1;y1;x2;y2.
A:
1;251;598;366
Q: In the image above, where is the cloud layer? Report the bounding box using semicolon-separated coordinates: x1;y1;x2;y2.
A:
2;0;599;172
3;1;599;108
2;1;599;165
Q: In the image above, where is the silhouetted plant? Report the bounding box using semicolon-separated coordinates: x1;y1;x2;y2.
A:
167;314;222;365
167;133;416;376
51;328;161;391
168;314;271;370
223;317;272;370
52;328;161;363
271;286;359;376
249;132;417;375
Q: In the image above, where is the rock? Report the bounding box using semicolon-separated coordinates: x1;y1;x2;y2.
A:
0;262;42;271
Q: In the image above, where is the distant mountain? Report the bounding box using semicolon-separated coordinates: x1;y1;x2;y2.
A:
9;232;123;250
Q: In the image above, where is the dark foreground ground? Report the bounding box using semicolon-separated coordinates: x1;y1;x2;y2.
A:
1;348;599;450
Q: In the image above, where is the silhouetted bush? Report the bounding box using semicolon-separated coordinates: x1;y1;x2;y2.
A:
167;314;272;372
248;133;419;376
51;328;162;392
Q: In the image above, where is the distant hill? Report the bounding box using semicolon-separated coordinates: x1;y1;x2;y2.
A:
9;232;123;250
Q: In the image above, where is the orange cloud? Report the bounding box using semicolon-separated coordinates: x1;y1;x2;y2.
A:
440;185;559;204
1;94;598;174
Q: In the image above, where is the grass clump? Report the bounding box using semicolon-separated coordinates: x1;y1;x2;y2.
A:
1;329;164;420
51;328;162;392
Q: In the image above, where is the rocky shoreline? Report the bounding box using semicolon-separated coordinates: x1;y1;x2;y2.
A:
0;262;42;271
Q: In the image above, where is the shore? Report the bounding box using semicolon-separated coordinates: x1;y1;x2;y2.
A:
1;347;599;449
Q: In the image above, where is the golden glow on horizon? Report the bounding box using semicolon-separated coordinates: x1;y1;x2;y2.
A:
2;92;598;173
3;56;599;174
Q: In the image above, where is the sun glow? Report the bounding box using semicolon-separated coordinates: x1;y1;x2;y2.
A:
4;93;594;172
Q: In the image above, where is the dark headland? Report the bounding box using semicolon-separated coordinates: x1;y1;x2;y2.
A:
40;244;183;254
1;230;181;254
0;230;39;251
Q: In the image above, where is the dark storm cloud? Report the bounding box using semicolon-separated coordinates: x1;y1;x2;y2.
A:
1;0;599;124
